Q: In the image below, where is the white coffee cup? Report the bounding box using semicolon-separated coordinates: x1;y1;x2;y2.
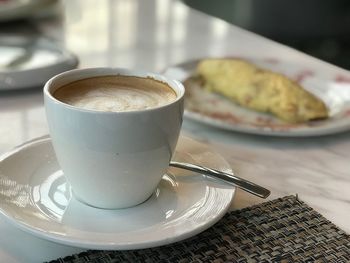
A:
44;68;184;209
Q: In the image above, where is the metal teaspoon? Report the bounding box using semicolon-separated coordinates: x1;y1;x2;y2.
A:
169;161;270;199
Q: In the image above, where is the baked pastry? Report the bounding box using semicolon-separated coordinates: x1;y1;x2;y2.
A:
196;59;328;123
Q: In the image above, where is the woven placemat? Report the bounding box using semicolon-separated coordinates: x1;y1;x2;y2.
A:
49;195;350;263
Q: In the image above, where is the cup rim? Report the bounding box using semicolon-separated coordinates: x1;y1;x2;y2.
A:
43;67;185;114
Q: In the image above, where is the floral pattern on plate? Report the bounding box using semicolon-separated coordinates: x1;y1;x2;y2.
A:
164;58;350;136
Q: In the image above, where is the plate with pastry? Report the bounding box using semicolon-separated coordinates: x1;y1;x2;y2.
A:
163;57;350;136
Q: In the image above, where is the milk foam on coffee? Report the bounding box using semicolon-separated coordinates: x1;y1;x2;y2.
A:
53;75;177;112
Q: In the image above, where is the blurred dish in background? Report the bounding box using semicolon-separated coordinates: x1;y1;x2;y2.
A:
164;58;350;137
194;58;328;123
0;35;78;90
0;0;60;22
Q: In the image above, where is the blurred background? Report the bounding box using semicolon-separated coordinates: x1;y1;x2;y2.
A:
185;0;350;70
1;0;349;72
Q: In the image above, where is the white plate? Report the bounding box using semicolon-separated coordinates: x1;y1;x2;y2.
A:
0;135;234;250
164;58;350;136
0;35;78;90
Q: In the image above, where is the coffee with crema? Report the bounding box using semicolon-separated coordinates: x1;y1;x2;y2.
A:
53;75;177;112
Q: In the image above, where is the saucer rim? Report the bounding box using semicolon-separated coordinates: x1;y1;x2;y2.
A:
0;135;235;249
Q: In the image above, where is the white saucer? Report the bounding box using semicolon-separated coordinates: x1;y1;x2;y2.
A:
0;135;235;250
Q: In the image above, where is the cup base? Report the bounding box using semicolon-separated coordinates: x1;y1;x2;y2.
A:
72;190;154;210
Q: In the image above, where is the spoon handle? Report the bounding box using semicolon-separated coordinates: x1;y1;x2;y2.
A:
169;161;270;199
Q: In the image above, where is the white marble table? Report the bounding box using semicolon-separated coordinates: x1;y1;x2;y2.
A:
1;0;350;262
